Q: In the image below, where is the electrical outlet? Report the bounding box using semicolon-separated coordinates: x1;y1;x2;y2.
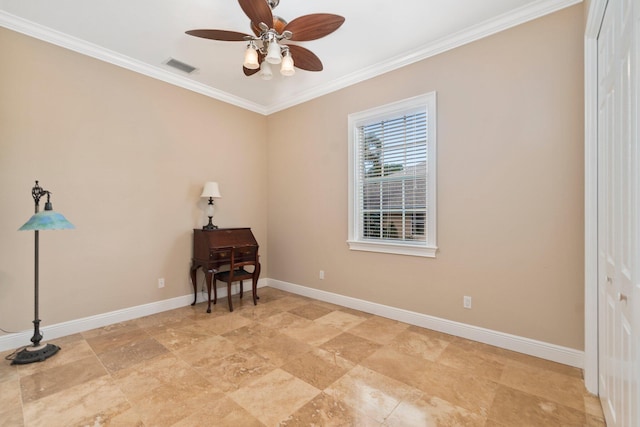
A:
463;296;472;309
319;270;325;280
158;278;165;288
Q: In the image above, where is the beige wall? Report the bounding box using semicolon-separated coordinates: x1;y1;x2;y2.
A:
1;4;585;351
0;28;268;331
267;5;585;349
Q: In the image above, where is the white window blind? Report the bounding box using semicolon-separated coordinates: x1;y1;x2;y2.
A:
358;112;428;241
348;93;437;257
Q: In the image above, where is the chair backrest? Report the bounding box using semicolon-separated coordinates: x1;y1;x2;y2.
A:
230;244;259;269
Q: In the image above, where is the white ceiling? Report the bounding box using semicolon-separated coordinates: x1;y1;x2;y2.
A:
0;0;580;115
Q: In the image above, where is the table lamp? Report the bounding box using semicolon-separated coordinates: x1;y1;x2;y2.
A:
201;182;221;230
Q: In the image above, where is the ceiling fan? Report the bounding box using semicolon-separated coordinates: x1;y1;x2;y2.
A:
185;0;345;79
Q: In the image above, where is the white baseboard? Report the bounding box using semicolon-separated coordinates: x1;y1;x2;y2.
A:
268;279;584;369
0;279;268;353
1;278;584;370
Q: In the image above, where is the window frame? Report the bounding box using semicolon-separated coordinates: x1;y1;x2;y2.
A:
347;92;437;257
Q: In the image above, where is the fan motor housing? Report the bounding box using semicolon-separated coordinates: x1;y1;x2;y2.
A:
251;15;287;36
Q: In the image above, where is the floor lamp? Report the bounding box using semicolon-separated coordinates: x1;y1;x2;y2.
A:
12;180;74;365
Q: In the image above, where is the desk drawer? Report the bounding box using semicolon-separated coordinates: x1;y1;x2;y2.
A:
208;246;256;263
235;247;254;258
209;249;230;261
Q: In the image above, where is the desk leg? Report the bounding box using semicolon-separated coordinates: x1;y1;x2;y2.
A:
190;266;198;306
205;270;214;313
253;262;261;304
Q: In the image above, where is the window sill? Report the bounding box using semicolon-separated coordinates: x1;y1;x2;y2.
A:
347;240;437;258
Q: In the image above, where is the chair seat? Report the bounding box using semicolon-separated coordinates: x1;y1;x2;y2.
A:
215;268;253;282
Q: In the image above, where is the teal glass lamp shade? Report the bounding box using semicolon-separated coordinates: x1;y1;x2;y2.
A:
19;210;75;231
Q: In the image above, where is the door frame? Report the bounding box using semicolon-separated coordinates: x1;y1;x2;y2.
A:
584;0;607;395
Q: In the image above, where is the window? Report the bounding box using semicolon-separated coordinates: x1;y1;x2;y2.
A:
348;93;437;257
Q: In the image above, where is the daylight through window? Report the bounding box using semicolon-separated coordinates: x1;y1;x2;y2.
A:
348;93;437;257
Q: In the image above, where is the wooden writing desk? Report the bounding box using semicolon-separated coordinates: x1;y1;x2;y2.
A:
190;228;260;310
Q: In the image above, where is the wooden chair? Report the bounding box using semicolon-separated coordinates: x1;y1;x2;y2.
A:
211;245;260;312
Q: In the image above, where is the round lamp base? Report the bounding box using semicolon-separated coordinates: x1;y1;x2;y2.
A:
11;343;60;365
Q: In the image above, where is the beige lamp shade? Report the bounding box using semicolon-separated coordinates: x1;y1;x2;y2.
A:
201;182;221;199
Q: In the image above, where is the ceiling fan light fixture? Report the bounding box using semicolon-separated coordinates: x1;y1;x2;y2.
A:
280;49;295;76
259;61;273;80
185;0;345;78
265;40;282;64
243;42;259;69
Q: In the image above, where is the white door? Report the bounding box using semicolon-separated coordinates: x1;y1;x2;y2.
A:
597;0;639;426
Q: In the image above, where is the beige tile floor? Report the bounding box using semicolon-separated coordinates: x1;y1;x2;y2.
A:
1;287;605;426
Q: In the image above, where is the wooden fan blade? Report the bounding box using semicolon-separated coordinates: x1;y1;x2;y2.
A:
243;66;260;76
287;44;323;71
238;0;273;29
283;14;345;41
186;29;250;41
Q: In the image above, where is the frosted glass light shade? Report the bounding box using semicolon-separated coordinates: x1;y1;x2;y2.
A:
201;182;221;198
19;210;75;231
259;61;273;80
265;41;282;64
280;52;295;76
243;45;259;69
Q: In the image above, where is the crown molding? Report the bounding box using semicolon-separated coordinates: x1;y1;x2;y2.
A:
265;0;583;114
2;0;581;116
0;11;269;115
